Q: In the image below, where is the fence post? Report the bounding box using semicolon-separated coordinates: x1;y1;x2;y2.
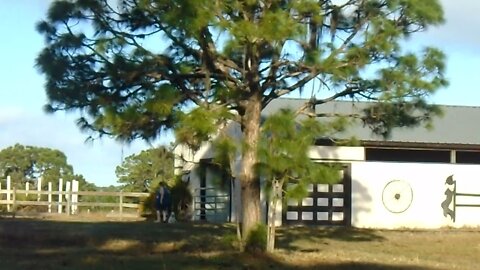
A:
58;178;63;214
72;180;79;215
12;187;16;214
26;182;29;199
37;177;42;201
66;181;71;216
6;176;11;212
119;191;124;218
48;182;52;213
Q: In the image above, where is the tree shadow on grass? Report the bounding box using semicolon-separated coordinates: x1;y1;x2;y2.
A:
275;225;385;252
69;250;436;270
0;218;435;270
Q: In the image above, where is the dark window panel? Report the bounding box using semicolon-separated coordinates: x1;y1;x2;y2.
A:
366;148;450;163
456;151;480;164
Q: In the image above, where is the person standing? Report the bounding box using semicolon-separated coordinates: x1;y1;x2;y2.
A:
155;182;171;223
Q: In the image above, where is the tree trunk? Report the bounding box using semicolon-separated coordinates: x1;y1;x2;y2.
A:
267;179;281;253
239;94;262;251
267;196;276;252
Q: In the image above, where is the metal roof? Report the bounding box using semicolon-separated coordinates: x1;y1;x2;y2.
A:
262;98;480;146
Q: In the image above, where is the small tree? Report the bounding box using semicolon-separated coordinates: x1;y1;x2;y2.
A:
256;110;346;252
169;175;193;221
115;146;174;192
37;0;447;250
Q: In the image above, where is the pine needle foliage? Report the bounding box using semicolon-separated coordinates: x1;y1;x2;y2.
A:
256;110;342;203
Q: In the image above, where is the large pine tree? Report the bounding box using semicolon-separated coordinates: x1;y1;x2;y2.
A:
36;0;447;250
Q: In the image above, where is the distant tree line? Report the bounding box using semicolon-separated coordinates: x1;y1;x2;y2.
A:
0;144;177;211
0;144;90;190
0;143;174;191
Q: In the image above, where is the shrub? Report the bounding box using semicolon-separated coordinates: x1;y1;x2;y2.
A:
170;177;193;221
140;176;193;221
245;223;267;253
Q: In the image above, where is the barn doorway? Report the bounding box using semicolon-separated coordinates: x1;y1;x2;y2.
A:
193;160;232;222
283;164;352;226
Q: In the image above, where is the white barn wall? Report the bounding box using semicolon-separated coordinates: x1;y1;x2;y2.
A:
188;166;202;207
308;146;365;161
177;142;367;224
174;121;243;173
351;162;480;229
174;142;214;174
231;178;242;223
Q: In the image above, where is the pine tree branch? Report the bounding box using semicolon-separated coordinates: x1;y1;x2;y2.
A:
262;41;285;88
299;111;362;119
293;85;370;117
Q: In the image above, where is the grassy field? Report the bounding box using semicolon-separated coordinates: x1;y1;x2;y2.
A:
0;215;478;270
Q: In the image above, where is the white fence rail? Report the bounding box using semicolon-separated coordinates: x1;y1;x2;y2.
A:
0;176;149;217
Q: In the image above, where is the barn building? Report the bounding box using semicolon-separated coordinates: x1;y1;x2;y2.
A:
174;98;480;229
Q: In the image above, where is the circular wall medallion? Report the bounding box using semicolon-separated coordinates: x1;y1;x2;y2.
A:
382;180;413;213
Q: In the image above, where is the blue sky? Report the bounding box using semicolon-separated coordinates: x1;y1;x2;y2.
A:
1;0;479;186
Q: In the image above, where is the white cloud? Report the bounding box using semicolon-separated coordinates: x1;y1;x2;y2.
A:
417;0;480;53
0;107;26;124
403;0;480;106
440;0;480;45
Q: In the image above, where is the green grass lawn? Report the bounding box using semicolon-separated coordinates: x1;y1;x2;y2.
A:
0;216;478;269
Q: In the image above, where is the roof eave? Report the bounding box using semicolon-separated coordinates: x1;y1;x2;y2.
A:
361;140;480;151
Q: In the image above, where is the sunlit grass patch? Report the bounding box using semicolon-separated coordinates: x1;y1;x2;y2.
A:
98;239;143;252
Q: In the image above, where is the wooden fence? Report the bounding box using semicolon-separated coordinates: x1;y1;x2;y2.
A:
0;176;150;218
0;189;150;216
